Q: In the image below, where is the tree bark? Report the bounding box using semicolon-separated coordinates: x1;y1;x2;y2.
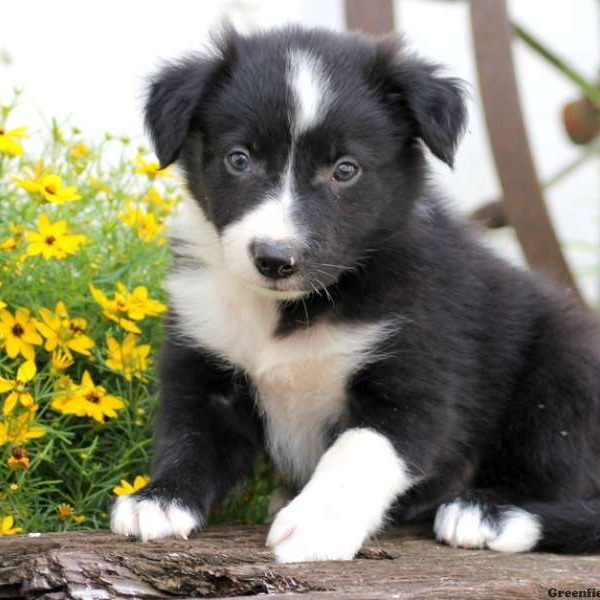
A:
1;524;599;599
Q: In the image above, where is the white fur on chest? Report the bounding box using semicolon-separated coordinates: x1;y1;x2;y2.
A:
166;199;390;484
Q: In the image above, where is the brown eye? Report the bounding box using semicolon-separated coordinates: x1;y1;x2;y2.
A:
226;150;251;173
332;160;359;183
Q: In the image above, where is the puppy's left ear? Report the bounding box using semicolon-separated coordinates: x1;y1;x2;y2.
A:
374;38;467;168
145;28;237;169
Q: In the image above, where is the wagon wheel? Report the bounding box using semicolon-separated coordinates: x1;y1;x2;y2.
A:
345;0;581;297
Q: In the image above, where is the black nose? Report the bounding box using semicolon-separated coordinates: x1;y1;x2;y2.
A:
251;242;299;280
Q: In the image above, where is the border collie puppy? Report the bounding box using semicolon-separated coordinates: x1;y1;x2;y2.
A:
111;26;600;562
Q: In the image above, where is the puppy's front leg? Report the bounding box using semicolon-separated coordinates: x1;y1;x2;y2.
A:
267;428;414;562
111;336;261;541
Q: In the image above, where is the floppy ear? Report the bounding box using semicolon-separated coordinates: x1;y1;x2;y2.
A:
145;30;237;168
374;39;467;167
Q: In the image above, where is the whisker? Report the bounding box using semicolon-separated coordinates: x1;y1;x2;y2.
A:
313;276;334;306
313;262;347;271
301;296;309;328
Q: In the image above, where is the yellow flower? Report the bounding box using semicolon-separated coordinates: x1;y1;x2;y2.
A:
50;375;74;413
118;203;165;244
0;308;42;360
133;154;173;179
0;515;22;535
7;447;30;470
88;176;111;194
125;284;167;320
89;285;139;333
39;174;81;204
36;301;95;357
89;283;166;333
0;361;36;416
14;163;81;204
51;371;125;424
21;174;81;204
70;142;90;162
57;503;72;520
70;143;90;174
12;161;48;192
0;224;26;252
0;412;45;446
143;187;179;216
0;282;5;311
0;126;27;157
26;214;88;260
113;475;150;496
105;334;151;381
57;503;82;522
51;349;74;372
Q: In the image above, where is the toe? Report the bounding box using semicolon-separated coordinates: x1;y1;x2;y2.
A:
110;495;139;537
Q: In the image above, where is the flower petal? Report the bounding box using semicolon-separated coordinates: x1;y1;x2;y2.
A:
17;361;36;382
3;392;18;416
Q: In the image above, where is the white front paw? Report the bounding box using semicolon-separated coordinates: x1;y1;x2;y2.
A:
110;495;199;542
266;492;368;563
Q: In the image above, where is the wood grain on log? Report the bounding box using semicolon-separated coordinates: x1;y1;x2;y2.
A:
1;524;600;599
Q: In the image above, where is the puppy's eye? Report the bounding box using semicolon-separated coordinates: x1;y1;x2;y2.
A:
332;160;360;183
226;150;251;174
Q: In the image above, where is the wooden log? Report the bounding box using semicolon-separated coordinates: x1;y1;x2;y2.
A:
1;524;600;599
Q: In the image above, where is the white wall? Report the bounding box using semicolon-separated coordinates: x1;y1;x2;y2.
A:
2;0;599;302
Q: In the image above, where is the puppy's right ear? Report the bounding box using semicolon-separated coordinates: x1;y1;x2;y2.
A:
372;36;467;168
145;30;237;169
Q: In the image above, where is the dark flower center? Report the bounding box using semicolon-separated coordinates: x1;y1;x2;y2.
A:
12;324;24;337
86;392;100;404
45;236;56;245
11;447;28;459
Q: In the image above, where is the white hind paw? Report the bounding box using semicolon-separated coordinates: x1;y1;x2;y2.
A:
487;508;541;553
110;495;199;541
434;500;541;553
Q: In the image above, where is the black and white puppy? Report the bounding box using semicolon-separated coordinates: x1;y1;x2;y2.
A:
111;26;600;562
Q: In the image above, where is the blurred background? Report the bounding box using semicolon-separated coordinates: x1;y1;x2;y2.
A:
2;0;599;302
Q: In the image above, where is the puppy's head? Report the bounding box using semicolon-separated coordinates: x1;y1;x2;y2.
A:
146;26;466;297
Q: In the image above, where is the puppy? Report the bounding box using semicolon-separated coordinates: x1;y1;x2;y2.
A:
111;26;600;562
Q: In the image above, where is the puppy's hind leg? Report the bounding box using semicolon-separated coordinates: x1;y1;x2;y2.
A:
434;489;542;553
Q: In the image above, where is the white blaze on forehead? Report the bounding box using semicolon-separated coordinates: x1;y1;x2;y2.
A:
221;50;336;285
224;197;296;246
287;49;333;135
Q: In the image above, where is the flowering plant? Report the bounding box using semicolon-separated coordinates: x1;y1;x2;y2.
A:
0;93;275;534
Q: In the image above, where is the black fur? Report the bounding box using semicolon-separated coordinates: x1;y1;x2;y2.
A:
133;26;600;554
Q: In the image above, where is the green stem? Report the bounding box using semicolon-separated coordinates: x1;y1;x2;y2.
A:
513;22;600;111
543;136;600;189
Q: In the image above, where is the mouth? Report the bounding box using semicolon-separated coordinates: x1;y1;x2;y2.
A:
245;277;311;300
